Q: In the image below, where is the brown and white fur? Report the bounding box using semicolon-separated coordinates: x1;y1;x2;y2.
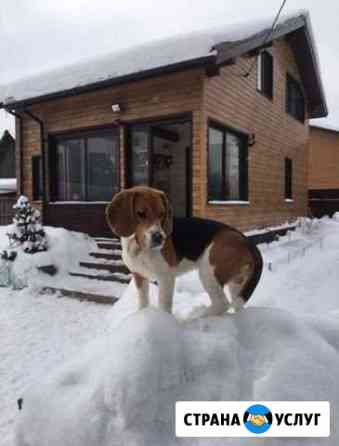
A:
106;186;263;316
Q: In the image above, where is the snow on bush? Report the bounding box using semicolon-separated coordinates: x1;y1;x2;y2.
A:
7;196;48;253
15;305;339;446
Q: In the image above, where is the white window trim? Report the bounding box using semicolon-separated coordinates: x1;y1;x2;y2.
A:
208;200;250;205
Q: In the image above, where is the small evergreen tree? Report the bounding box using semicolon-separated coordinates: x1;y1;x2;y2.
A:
7;195;48;253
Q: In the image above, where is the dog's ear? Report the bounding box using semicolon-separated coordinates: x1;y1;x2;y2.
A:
160;191;173;237
106;190;136;237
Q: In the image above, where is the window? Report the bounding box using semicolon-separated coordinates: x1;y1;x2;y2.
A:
286;75;305;122
52;128;119;202
208;122;248;202
32;155;43;201
285;157;293;200
257;51;273;99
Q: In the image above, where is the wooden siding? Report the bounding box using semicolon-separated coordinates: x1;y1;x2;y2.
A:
200;39;309;231
0;194;16;225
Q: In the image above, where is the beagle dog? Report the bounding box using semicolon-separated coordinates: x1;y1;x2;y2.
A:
106;186;263;316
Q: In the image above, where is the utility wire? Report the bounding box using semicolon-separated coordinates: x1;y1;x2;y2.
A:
242;0;288;78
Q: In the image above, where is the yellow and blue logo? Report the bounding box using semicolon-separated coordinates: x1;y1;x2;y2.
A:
243;404;272;434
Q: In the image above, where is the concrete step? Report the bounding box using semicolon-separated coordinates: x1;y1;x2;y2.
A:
79;261;129;275
94;237;121;250
96;241;121;250
41;287;119;305
89;251;122;261
69;270;131;284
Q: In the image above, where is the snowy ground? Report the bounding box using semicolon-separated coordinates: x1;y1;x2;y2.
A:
1;216;339;445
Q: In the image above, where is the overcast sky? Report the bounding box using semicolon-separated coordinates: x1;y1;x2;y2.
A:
1;0;338;136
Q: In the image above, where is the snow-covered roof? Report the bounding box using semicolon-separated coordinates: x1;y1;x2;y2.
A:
0;10;327;118
0;178;17;194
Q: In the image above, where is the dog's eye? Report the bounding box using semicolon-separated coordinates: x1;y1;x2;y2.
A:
137;210;146;220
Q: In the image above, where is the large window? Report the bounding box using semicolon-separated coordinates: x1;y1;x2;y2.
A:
52;128;119;202
285;157;293;200
257;50;273;99
286;75;305;122
208;122;248;202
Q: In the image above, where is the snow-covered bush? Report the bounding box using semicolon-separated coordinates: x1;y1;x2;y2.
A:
7;196;47;254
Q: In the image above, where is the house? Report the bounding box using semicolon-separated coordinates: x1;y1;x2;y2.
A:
309;124;339;217
0;130;15;179
0;11;327;237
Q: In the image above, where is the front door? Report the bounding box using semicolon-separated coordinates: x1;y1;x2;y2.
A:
127;118;191;217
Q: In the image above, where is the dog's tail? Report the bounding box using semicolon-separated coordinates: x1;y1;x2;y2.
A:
241;239;263;302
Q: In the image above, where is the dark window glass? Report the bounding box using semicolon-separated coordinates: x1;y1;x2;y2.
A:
285;157;293;199
129;126;150;186
54;129;119;201
87;135;119;201
208;123;248;202
57;139;86;201
257;51;273;99
32;155;43;201
286;75;305;122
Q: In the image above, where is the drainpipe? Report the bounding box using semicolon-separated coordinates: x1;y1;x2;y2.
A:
5;108;24;196
23;110;47;207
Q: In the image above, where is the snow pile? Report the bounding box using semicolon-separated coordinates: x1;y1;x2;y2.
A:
14;217;339;446
0;178;16;194
15;307;339;446
0;224;95;289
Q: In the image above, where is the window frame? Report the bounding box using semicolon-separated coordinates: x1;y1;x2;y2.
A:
286;74;305;123
257;50;274;100
284;157;293;201
207;120;249;204
49;126;120;202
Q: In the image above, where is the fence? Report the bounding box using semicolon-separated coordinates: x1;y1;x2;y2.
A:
0;195;16;226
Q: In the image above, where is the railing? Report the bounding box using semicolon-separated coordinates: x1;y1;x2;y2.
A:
0;195;16;226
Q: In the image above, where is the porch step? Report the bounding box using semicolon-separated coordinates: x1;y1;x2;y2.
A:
69;270;131;284
67;236;130;287
96;241;121;250
79;261;129;275
89;251;122;261
41;287;118;305
94;237;121;250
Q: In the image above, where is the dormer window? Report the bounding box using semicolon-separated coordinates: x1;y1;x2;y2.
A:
257;50;273;99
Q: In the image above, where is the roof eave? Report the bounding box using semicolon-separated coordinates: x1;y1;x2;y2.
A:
0;55;215;111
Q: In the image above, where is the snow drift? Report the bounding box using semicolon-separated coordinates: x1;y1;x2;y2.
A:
15;305;339;446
